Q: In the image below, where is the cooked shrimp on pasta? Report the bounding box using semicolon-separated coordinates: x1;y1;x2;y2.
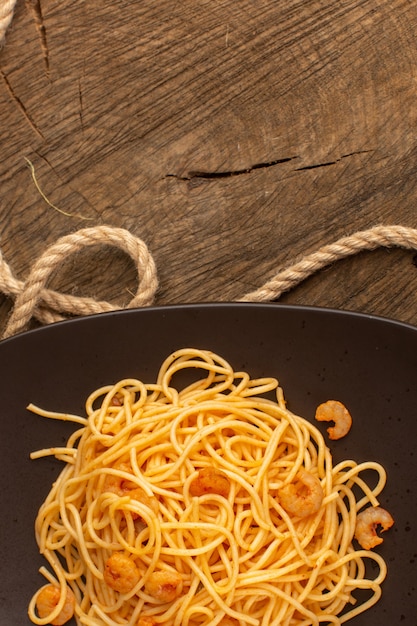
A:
27;348;393;626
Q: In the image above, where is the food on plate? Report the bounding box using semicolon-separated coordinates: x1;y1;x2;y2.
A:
27;348;393;625
354;506;394;550
34;584;75;625
315;399;353;440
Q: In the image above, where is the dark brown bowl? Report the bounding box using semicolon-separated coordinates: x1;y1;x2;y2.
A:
1;303;415;625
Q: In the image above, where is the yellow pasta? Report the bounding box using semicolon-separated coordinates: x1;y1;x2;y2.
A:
27;348;392;626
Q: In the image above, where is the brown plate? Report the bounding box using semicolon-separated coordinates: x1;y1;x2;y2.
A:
0;303;415;625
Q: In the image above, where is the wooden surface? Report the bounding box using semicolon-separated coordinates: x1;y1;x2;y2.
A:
1;0;417;334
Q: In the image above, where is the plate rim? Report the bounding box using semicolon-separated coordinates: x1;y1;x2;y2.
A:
1;301;416;349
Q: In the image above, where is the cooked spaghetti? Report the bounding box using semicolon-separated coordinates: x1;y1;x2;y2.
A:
28;348;392;626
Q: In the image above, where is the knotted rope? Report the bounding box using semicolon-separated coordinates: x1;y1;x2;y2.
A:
0;0;16;44
1;226;158;338
1;224;417;339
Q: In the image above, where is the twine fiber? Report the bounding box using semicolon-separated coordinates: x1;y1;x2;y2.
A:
0;0;16;44
1;224;417;339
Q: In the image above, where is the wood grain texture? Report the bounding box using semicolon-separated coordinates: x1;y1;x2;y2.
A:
1;0;417;332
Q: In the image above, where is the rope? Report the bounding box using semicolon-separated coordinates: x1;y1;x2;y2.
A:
241;224;417;302
1;226;159;338
1;224;416;339
0;0;16;44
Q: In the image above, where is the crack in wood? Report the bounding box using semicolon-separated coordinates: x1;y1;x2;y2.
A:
78;77;84;131
295;160;337;171
26;0;50;76
166;150;373;182
295;150;373;171
0;70;45;139
166;156;299;181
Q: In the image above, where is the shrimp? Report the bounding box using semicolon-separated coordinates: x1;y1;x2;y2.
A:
189;466;230;498
354;506;394;550
110;393;123;406
122;487;159;520
103;552;141;593
144;570;182;603
278;468;324;518
137;617;156;626
104;463;159;519
35;584;75;626
315;400;352;440
103;462;140;494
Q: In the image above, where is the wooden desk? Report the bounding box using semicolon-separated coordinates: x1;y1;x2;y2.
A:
1;0;417;334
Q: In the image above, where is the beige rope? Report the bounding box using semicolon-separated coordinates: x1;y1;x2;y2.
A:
241;224;417;302
2;226;159;338
0;0;16;44
1;224;416;339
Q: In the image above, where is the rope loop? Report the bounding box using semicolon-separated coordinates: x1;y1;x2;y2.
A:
1;223;417;339
1;225;159;338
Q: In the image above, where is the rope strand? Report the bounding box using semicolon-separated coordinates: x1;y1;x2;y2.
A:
1;224;416;339
241;224;417;302
0;0;17;45
2;226;159;338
